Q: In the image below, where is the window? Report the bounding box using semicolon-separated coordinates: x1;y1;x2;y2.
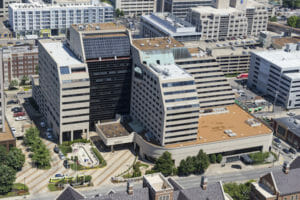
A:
162;81;194;88
60;66;70;74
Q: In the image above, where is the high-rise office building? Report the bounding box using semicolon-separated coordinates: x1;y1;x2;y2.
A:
9;1;113;36
140;12;201;42
131;38;200;146
111;0;156;17
67;23;132;126
162;0;212;19
248;44;300;109
38;40;90;144
175;57;235;109
186;0;268;40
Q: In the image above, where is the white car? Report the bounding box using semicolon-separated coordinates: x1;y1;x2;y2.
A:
11;127;16;135
15;116;26;121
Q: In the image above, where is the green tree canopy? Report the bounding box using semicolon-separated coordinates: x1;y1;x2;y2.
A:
153;151;175;177
216;154;223;163
9;80;18;89
223;181;253;200
0;165;16;194
0;146;7;163
24;127;40;146
287;16;299;27
5;147;25;171
269;16;277;22
210;154;216;163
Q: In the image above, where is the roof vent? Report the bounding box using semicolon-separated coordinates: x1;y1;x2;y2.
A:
95;26;100;30
140;43;144;46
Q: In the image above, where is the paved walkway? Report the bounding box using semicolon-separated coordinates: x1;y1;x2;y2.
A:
15;138;135;196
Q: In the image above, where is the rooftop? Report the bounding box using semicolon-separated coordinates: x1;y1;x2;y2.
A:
132;37;184;51
0;121;15;142
272;36;300;48
191;6;243;15
97;122;130;138
2;45;38;58
253;49;300;69
72;23;125;32
165;104;272;148
10;1;111;9
272;168;300;195
149;63;192;80
274;116;300;138
141;13;200;37
143;173;173;192
40;41;83;66
180;182;225;200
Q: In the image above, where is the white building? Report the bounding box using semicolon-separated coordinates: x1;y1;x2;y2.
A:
8;0;113;36
0;58;5;132
131;38;200;146
186;0;268;40
0;0;21;17
38;40;90;144
141;12;201;42
248;44;300;109
111;0;156;17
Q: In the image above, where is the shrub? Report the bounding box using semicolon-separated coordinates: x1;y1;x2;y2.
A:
210;154;216;163
92;148;106;167
216;154;223;163
249;152;269;164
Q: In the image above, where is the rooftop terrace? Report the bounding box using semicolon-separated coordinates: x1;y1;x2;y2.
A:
165;104;272;148
72;23;125;32
132;37;184;51
98;122;130;138
143;173;173;192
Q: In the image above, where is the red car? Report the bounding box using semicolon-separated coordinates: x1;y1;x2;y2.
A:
13;112;25;117
237;73;248;79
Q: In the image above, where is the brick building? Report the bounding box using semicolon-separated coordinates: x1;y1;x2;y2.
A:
1;44;38;89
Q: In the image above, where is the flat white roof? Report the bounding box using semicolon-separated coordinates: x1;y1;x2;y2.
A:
144;173;172;192
149;63;192;80
10;1;111;9
41;41;83;66
191;6;243;15
284;73;300;80
254;50;300;69
142;13;200;37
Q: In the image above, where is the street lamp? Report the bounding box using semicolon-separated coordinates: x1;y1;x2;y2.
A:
273;91;279;113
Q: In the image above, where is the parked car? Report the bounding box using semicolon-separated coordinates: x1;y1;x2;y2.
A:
53;146;59;154
46;132;53;140
231;164;242;169
11;107;22;112
289;148;297;154
17;91;25;95
63;160;70;169
240;154;253;165
274;142;281;149
47;128;53;132
40;122;46;128
59;152;66;160
7;100;18;105
13;112;25;117
15;116;26;121
283;148;289;154
55;174;64;179
274;138;281;144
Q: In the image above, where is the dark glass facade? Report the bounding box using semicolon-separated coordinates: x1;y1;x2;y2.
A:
87;58;132;127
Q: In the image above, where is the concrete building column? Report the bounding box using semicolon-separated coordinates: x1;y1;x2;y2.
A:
59;132;63;145
86;129;89;140
71;131;74;141
111;145;114;153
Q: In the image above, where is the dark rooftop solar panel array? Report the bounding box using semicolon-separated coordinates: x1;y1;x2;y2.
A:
83;36;131;59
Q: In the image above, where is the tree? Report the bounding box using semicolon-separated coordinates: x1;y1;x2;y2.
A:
115;9;124;18
153;151;175;177
0;164;16;194
287;16;299;28
223;181;253;200
210;154;216;163
35;65;39;74
24;127;40;146
216;154;223;163
296;17;300;28
194;150;210;174
269;16;277;22
5;147;25;171
9;80;18;89
0;146;7;163
20;75;29;86
32;145;51;169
